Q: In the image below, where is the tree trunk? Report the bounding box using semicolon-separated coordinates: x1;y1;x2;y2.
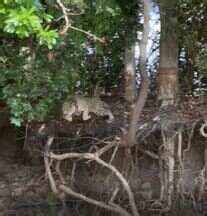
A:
158;0;178;207
124;45;137;103
125;0;151;148
158;0;178;106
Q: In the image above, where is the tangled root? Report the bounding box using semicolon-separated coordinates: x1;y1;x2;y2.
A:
200;121;207;138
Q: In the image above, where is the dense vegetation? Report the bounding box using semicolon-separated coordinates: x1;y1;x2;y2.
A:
0;1;207;215
0;0;139;126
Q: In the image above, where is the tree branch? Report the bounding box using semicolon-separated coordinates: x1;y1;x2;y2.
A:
56;0;70;35
56;0;105;43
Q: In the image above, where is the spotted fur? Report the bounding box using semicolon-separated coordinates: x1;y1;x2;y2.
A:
62;96;114;123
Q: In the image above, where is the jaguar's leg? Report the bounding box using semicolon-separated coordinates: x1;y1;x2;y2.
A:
106;112;114;123
66;115;73;122
83;109;91;120
63;105;76;122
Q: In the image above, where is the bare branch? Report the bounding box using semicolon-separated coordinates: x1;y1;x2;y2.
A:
50;152;139;216
56;0;70;35
96;141;117;157
109;142;120;164
56;0;105;43
69;25;106;43
139;148;159;160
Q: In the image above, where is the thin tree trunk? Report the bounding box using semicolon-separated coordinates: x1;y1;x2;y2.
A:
124;45;137;103
125;0;151;147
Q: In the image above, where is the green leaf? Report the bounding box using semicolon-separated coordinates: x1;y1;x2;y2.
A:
10;117;22;127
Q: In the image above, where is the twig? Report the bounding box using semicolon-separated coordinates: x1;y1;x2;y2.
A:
109;187;120;203
96;141;117;157
55;11;83;21
138;147;159;160
69;25;105;43
109;142;120;164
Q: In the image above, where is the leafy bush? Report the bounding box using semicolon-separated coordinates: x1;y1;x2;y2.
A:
0;0;58;48
0;0;138;126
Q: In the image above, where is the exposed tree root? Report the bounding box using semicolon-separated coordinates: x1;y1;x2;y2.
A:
26;96;207;214
44;136;140;216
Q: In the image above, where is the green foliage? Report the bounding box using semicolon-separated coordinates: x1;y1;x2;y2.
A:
178;0;207;93
0;43;77;126
0;0;139;126
0;0;58;48
178;0;207;49
38;28;58;49
70;0;139;90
